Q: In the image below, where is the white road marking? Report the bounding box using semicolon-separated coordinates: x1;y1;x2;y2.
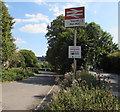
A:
34;84;55;111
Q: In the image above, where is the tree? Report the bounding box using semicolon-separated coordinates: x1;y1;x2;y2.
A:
9;51;25;68
0;1;16;65
45;15;118;73
82;22;118;69
19;49;40;68
46;15;74;73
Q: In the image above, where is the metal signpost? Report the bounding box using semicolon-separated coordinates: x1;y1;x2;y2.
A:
65;7;85;77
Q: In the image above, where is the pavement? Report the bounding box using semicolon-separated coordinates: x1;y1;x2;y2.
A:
90;71;120;98
0;71;61;111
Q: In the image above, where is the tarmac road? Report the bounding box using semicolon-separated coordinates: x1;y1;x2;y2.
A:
1;71;60;111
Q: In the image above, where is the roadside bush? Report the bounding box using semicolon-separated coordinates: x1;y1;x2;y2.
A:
60;72;74;88
77;70;104;88
47;80;120;111
30;67;39;74
0;65;3;82
44;70;120;111
9;52;25;68
2;68;34;82
60;70;104;89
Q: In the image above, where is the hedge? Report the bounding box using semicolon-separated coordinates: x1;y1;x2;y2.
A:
101;51;120;74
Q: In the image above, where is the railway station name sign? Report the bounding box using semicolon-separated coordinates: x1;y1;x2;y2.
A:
65;7;85;27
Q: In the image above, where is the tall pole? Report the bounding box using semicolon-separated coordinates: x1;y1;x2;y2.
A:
74;27;77;78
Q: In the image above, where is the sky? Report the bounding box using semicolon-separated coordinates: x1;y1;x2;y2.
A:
3;0;119;56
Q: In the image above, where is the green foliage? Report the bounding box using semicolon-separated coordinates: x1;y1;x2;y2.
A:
77;71;103;88
1;1;16;64
40;61;52;71
9;51;26;68
0;65;3;82
59;71;104;89
45;15;118;73
1;49;41;82
0;1;41;82
46;15;74;73
48;84;120;111
46;71;120;111
19;49;40;68
101;51;120;74
84;23;118;69
2;68;34;82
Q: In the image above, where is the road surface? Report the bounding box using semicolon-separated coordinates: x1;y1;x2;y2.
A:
1;71;60;111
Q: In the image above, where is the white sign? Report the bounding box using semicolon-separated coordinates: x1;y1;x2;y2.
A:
69;46;81;58
65;7;85;27
65;19;85;27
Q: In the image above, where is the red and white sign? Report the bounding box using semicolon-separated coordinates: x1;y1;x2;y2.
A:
68;46;81;58
65;7;85;27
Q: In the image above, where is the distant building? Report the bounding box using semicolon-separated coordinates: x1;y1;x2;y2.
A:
37;56;45;62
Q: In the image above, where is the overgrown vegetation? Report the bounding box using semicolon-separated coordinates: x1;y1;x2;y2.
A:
39;60;52;71
42;71;120;111
100;51;120;74
1;49;41;82
1;68;34;82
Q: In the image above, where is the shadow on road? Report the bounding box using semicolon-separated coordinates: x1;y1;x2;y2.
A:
28;94;53;111
17;71;63;86
34;93;53;101
18;75;56;86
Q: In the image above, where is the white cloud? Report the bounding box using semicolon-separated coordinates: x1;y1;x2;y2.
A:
93;10;97;14
48;2;88;17
14;18;39;23
5;3;9;8
14;13;50;23
34;0;45;5
76;1;89;9
49;4;63;16
49;3;76;16
63;3;76;9
2;0;120;2
14;38;26;44
34;0;44;2
49;6;59;13
19;23;47;33
25;14;36;18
